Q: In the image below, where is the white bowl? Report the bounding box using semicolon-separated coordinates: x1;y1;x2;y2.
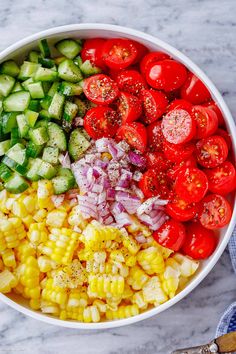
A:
0;23;236;329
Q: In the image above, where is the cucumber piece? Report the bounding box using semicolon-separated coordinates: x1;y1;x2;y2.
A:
42;81;51;94
63;101;78;122
42;146;59;164
0;162;13;182
3;91;30;112
58;81;83;96
0;60;20;77
74;98;87;117
25;109;39;127
56;39;82;59
0;140;10;156
48;92;65;119
38;57;55;68
0;100;2;115
80;60;102;76
48;82;60;97
21;78;34;91
38;160;57;179
1;112;17;134
34;67;58;82
12;82;23;92
39;109;51;120
18;61;41;80
28;81;45;99
10;127;21;147
26;158;42;181
29;51;41;63
16;114;29;138
6;143;27;165
4;172;29;193
2;156;28;175
68;128;90;161
35;119;48;129
39;39;51;58
28;99;40;112
40;95;52;110
0;74;15;97
58;59;83;83
29;126;49;145
74;56;83;67
26;141;43;158
58;167;75;185
47;122;67;151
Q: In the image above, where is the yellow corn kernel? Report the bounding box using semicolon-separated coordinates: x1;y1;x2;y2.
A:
22;195;36;214
0;258;4;271
0;190;9;213
132;291;148;310
46;210;67;228
0;217;26;250
122;284;134;299
137;247;165;275
28;222;48;245
93;299;106;313
68;205;88;229
12;200;28;218
88;274;124;297
37;180;54;210
16;240;36;261
30;298;41;310
127;217;152;237
0;269;18;293
172;253;199;277
1;249;16;268
52;260;87;288
18;256;40;300
41;300;60;315
106;304;139;320
22;215;34;229
82;221;121;250
101;152;112;160
42;279;68;305
142;276;168;306
83;305;100;323
67;290;88;309
38;256;57;273
122;234;140;255
127;266;149;290
33;209;47;222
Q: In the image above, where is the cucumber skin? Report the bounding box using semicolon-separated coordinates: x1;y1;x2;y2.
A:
68;128;90;161
47;122;67;151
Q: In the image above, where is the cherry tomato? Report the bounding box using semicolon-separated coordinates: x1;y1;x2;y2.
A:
192;105;218;139
84;106;120;139
203;100;225;127
198;194;232;229
162;105;196;144
145;151;171;171
180;72;211;104
140;51;170;75
204;161;236;195
81;38;106;70
146;59;187;92
215;128;232;150
147;120;165;152
163;140;195;163
102;38;137;70
166;194;198;221
83;74;119;105
153;219;186;251
167;156;197;180
132;41;149;64
115;70;147;96
141;89;168;124
182;222;217;259
196;135;228;168
167;99;193;113
116;122;147;153
174;167;208;203
139;169;170;199
116;91;142;124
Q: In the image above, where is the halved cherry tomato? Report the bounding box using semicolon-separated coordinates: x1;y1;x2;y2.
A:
145;151;171;171
84;106;120;139
147;120;165;152
116;91;142;124
146;59;187;92
163;140;195;163
203;100;225;127
83;74;119;105
192;105;218;139
132;41;149;64
141;89;168;124
162;105;196;144
180;72;211;104
140;51;170;75
182;222;217;259
204;161;236;195
196;135;228;168
166;99;193;113
198;194;232;229
102;39;137;70
166;194;198;221
153;219;186;251
81;38;106;70
215;128;232;150
174;167;208;203
139;168;170;199
115;70;147;96
116;122;147;153
167;156;197;180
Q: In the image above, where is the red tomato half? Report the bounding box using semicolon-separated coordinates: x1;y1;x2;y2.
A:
84;106;120;139
116;91;142;124
83;74;119;105
215;128;232;150
174;167;208;203
182;222;217;259
141;89;168;124
132;41;149;64
166;195;198;222
167;156;197;180
192;105;218;139
102;38;137;70
204;161;236;195
180;72;211;104
203;100;225;127
140;51;170;75
146;151;171;171
147;120;165;152
139;169;170;199
81;38;106;70
153;219;186;251
115;70;147;96
163;140;195;163
196;135;228;168
167;99;193;113
146;59;187;92
116;122;147;153
199;194;232;229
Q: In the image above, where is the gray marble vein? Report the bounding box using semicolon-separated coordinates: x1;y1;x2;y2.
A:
0;0;236;353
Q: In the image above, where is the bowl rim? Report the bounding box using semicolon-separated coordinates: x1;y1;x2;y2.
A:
0;23;236;329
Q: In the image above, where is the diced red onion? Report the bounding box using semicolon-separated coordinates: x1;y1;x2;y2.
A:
95;138;110;152
135;235;147;244
133;171;143;182
73;117;84;127
128;151;146;169
114;212;132;226
51;195;65;208
107;188;116;200
59;152;71;168
111;202;125;214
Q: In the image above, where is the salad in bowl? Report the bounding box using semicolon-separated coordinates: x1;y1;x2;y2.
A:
0;30;235;325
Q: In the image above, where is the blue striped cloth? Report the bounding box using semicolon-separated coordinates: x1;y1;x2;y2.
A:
216;228;236;336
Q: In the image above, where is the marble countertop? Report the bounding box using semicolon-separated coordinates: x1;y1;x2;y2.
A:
0;0;236;353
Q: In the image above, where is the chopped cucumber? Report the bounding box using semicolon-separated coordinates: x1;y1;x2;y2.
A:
0;140;11;156
22;78;34;91
12;82;23;92
2;156;28;175
68;128;90;161
56;39;82;59
48;92;65;119
25;109;39;127
3;91;30;112
58;59;83;83
29;51;41;63
48;82;60;97
28;81;45;99
47;122;67;151
10;127;21;146
74;98;87;117
63;101;78;122
39;39;51;57
80;60;101;76
0;74;15;97
52;168;75;194
74;56;83;67
38;57;55;68
6;143;27;165
18;61;40;80
0;60;20;77
26;158;42;181
28;99;40;112
1;112;17;134
29;126;49;145
40;95;52;110
42;146;59;165
42;81;51;94
39;110;51;120
0;162;13;182
26;141;43;158
16;114;29;138
58;167;75;185
34;67;58;82
38;160;57;179
4;172;29;193
58;81;83;96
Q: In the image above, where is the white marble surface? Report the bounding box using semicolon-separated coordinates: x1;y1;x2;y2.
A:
0;0;236;353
